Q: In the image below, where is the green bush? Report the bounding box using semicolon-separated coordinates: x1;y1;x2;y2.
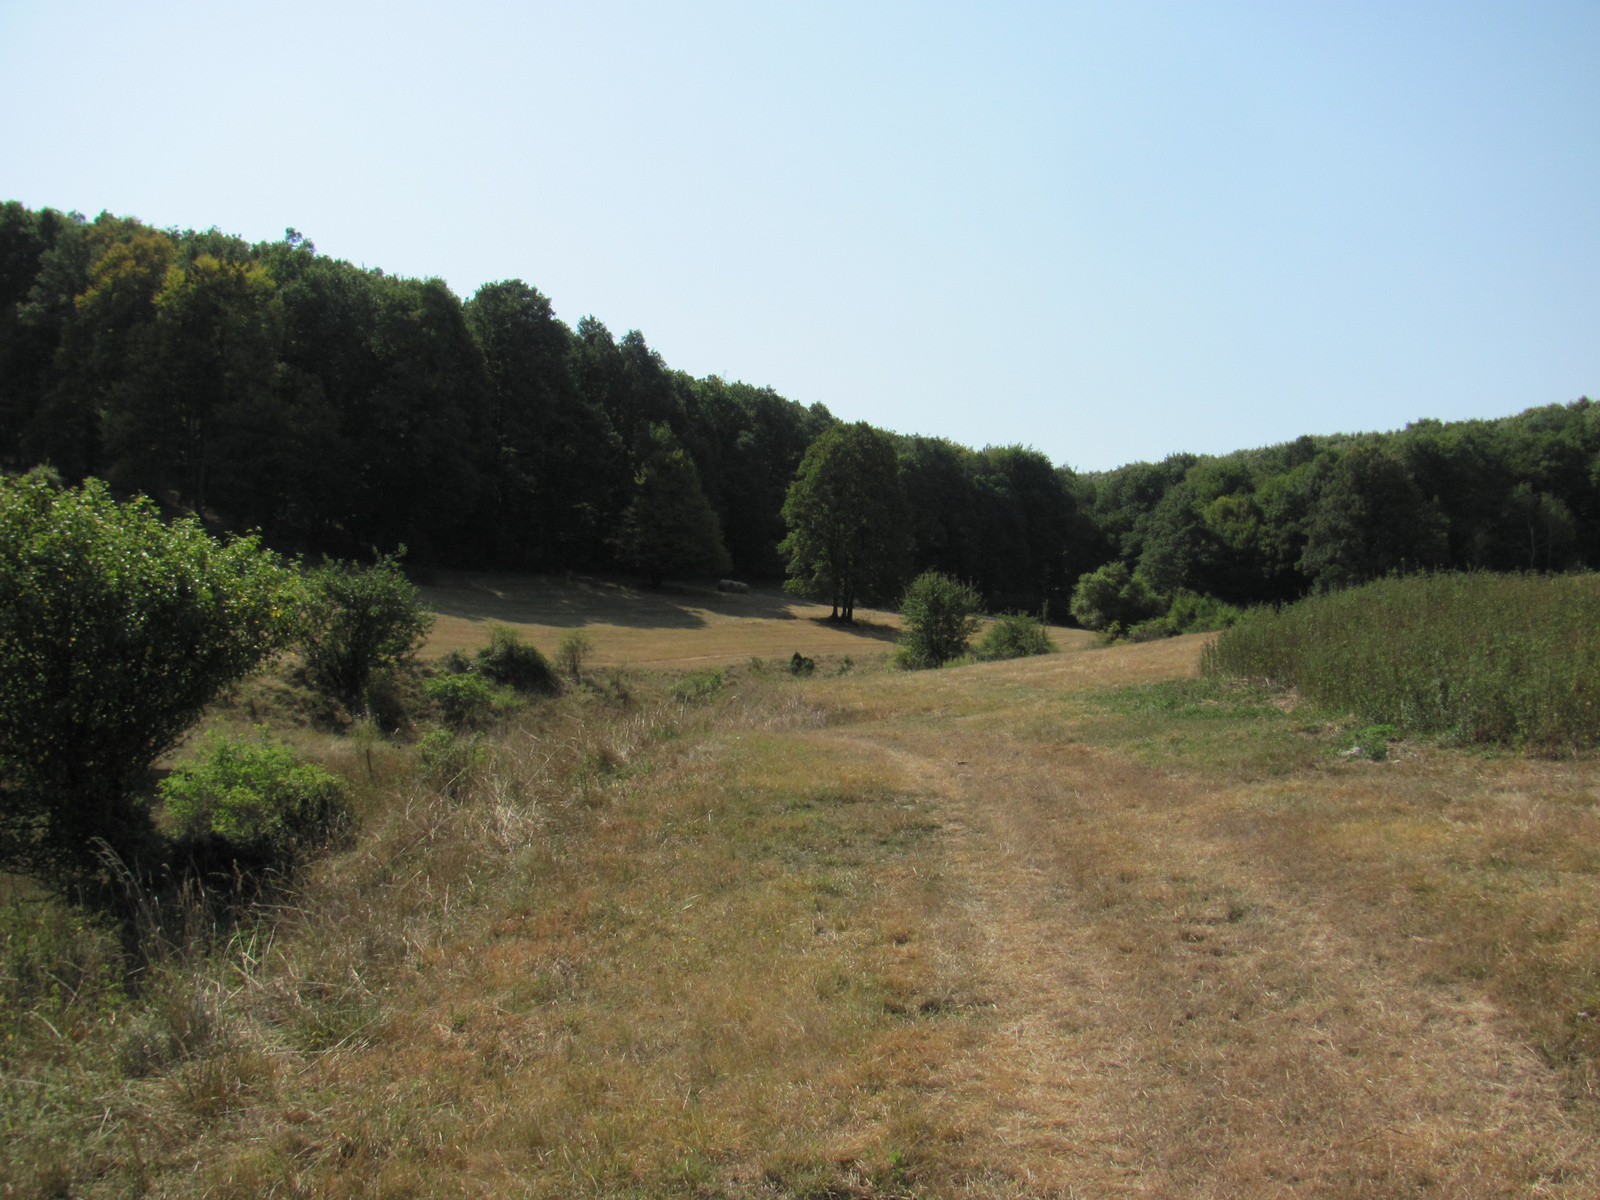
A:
973;614;1057;661
899;571;982;669
1165;590;1245;634
424;672;500;730
1098;588;1244;644
476;625;558;695
160;733;350;857
673;669;725;704
1069;562;1164;632
300;552;433;720
0;472;299;890
1202;572;1600;748
789;652;816;676
1351;724;1399;761
1126;615;1179;643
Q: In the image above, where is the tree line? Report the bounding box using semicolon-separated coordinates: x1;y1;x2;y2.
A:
3;200;1598;617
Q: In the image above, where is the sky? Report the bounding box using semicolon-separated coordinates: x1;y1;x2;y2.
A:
2;1;1596;472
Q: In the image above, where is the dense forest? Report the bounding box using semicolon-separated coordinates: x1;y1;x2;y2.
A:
3;200;1597;616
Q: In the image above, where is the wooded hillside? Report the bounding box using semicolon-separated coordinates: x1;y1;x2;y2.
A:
3;201;1597;613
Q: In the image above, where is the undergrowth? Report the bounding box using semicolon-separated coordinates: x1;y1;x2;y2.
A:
1202;572;1600;748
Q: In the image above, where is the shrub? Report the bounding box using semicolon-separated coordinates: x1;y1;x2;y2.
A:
1068;562;1164;632
300;552;433;720
476;625;558;695
0;472;299;891
554;629;594;681
789;652;816;677
1202;572;1600;748
1350;724;1399;761
973;614;1057;661
1126;615;1178;643
673;669;725;704
1165;590;1245;634
160;733;350;859
899;571;982;669
424;672;500;730
1087;585;1244;644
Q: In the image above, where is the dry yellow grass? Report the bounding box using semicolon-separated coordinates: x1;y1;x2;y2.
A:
8;621;1600;1198
418;572;907;668
418;572;1096;668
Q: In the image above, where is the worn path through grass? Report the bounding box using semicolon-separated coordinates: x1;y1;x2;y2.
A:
757;636;1600;1195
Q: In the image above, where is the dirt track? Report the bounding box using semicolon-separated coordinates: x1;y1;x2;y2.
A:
793;642;1600;1196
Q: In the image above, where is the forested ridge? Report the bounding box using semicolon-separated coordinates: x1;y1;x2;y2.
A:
3;200;1597;614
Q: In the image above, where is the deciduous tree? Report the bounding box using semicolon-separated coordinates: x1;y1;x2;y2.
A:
780;421;910;622
612;425;731;587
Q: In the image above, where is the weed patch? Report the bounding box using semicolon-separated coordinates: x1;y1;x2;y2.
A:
1204;572;1600;748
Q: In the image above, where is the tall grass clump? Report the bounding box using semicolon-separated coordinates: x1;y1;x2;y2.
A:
1202;572;1600;747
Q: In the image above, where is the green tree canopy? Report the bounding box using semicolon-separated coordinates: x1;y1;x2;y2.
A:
0;472;298;892
612;424;731;587
780;421;910;622
1301;444;1448;591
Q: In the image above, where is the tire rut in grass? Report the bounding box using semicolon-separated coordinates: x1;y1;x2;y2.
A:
810;721;1600;1198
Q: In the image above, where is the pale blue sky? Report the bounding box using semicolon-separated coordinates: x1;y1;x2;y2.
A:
2;1;1595;470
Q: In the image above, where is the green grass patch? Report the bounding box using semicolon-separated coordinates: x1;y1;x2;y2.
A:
1092;676;1283;721
1079;677;1337;777
1203;572;1600;748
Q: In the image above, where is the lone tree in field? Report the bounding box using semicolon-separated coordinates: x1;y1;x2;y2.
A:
780;421;911;622
0;471;298;894
613;424;731;587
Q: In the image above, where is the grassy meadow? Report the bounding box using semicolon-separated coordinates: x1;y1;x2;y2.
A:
420;574;915;669
5;576;1600;1198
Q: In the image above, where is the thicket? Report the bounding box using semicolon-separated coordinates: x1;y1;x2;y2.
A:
160;731;350;862
1202;573;1600;748
474;625;560;695
1124;591;1246;643
299;553;431;714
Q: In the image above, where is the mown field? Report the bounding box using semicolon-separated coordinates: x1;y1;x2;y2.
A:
5;579;1600;1198
419;574;901;669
